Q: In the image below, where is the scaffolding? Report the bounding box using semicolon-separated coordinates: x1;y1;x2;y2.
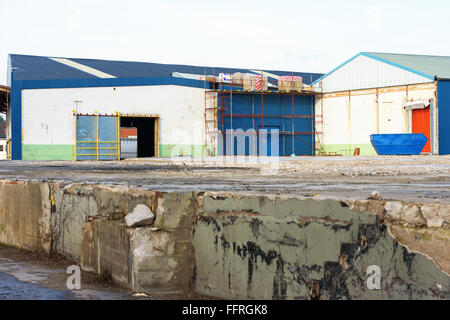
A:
315;77;324;154
204;72;323;156
204;90;219;156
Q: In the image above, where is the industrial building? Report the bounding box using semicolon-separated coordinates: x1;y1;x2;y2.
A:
313;52;450;155
4;52;450;161
4;54;321;160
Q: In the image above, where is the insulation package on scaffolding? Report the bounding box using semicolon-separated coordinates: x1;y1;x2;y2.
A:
232;72;244;86
278;76;303;92
243;74;268;91
205;76;217;82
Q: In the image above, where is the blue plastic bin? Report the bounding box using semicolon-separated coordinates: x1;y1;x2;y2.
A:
370;134;428;155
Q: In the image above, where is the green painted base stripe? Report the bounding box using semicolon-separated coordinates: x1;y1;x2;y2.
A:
22;144;74;160
159;144;205;157
23;144;207;160
22;143;377;159
317;144;377;156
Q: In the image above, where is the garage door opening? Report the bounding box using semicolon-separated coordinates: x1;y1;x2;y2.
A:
120;116;158;158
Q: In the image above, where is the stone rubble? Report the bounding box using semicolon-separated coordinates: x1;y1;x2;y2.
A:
125;204;155;227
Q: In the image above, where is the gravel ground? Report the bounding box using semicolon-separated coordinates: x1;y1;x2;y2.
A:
0;155;449;203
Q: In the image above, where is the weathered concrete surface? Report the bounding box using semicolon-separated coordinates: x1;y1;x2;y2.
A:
0;181;51;253
345;199;450;229
0;177;448;299
390;226;450;277
81;219;131;287
0;180;196;295
50;184;162;260
81;192;194;294
133;192;194;294
192;194;450;300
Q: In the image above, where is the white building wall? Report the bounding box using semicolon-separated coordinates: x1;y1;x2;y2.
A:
378;91;409;134
316;83;436;155
5;102;11;141
350;93;378;143
319;95;349;146
0;140;6;160
21;85;205;149
315;55;432;93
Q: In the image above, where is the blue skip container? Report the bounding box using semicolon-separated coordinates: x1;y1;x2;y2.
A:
370;134;428;155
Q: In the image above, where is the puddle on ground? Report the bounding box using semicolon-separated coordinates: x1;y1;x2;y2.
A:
0;272;71;300
0;258;134;300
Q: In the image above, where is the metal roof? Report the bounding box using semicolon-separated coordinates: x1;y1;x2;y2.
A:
312;52;450;86
9;54;322;84
9;55;98;81
365;52;450;79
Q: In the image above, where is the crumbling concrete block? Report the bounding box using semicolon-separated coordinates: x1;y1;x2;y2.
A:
383;201;426;227
81;219;131;287
0;180;52;253
427;219;445;228
420;204;450;227
81;216;193;295
125;204;155;227
368;191;381;200
384;201;403;220
402;204;427;227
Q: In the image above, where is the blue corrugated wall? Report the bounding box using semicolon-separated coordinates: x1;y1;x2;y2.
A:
438;80;450;155
218;93;315;156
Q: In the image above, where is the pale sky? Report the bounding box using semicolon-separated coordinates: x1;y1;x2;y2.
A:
1;0;450;85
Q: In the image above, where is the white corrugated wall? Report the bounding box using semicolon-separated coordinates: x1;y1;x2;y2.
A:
315;55;432;93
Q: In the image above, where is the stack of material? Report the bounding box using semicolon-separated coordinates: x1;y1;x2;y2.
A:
232;72;244;86
243;74;255;91
205;76;217;82
278;76;303;92
243;74;268;91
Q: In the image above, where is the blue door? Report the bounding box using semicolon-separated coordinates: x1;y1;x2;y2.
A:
76;115;97;160
75;114;119;161
98;116;119;160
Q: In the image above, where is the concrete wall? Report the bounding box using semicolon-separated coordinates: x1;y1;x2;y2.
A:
21;85;206;160
0;180;195;294
81;192;195;294
315;83;437;155
0;179;448;299
0;180;52;252
193;194;450;299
